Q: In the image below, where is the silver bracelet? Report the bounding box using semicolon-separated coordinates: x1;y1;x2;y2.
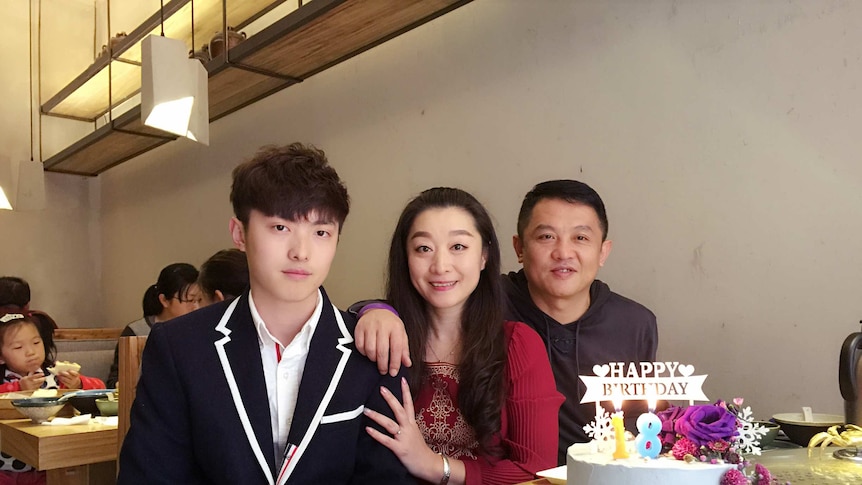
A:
439;453;450;485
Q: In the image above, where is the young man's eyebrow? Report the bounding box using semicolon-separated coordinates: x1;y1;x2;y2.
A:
267;213;335;225
309;217;336;226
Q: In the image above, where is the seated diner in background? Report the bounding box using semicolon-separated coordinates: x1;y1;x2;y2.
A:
0;276;58;331
196;248;249;306
362;187;563;484
0;310;106;485
106;263;200;388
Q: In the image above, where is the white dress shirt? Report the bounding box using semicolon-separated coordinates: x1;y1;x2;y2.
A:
248;290;322;463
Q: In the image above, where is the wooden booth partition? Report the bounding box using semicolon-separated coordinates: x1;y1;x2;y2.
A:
53;329;124;340
116;336;147;460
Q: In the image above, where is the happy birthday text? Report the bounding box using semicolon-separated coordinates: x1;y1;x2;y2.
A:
579;361;709;404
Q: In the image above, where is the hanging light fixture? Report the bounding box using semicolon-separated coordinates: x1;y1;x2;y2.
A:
141;35;209;144
140;1;209;144
15;159;46;211
0;156;13;211
0;158;47;211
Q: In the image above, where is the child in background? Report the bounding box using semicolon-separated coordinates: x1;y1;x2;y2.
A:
0;311;106;485
0;312;105;392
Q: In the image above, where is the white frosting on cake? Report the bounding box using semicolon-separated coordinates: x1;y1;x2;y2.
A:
566;442;736;485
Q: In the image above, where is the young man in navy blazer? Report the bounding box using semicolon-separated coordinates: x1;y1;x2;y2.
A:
119;144;414;484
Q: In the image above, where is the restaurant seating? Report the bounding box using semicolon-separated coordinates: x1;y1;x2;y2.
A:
117;336;147;458
54;328;123;384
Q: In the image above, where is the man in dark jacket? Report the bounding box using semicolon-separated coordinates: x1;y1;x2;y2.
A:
355;180;658;466
503;180;657;464
119;144;413;484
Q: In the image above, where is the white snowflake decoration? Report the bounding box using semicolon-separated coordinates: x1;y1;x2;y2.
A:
734;406;768;455
584;409;614;443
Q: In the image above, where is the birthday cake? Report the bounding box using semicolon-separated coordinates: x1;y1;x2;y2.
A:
567;442;735;485
569;362;775;485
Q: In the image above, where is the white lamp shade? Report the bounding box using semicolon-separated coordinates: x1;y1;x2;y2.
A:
142;35;208;143
0;156;13;211
0;157;44;211
15;159;46;211
0;189;11;210
186;60;210;145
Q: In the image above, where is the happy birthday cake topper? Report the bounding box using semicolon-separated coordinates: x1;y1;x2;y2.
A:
579;361;708;404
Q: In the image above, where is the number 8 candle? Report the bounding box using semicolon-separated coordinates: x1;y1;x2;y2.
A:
635;398;661;459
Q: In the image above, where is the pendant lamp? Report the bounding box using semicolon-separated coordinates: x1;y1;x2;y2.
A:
15;158;46;211
0;157;46;211
0;156;13;211
141;35;209;145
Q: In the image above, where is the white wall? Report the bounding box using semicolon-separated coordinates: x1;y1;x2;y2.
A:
7;0;862;420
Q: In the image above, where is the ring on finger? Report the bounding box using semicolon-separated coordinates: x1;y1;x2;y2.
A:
396;427;402;436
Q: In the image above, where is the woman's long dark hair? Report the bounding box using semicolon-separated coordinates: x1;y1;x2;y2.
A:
386;187;506;456
142;263;199;317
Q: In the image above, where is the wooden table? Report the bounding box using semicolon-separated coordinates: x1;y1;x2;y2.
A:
0;419;117;485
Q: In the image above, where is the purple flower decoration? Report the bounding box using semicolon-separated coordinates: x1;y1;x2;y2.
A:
657;405;684;446
674;405;739;446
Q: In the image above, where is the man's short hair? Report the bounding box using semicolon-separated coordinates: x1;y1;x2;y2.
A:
517;180;609;241
230;143;350;231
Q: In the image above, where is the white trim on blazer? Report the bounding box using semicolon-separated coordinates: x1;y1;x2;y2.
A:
276;302;353;485
214;297;276;485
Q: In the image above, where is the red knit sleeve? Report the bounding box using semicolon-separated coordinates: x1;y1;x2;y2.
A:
462;321;564;485
0;381;21;393
75;375;106;390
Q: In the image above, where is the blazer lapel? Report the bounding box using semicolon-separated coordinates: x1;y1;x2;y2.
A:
215;294;277;484
277;288;353;484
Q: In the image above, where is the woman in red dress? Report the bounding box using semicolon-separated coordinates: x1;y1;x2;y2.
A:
365;187;564;485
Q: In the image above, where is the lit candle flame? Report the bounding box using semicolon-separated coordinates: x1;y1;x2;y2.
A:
647;397;657;413
611;386;623;412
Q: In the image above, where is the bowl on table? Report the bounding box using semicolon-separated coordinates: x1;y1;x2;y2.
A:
11;398;65;423
753;420;780;447
95;398;118;416
67;389;116;416
771;413;844;447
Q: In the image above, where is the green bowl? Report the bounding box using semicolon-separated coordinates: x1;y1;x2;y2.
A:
754;420;780;447
95;398;118;416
